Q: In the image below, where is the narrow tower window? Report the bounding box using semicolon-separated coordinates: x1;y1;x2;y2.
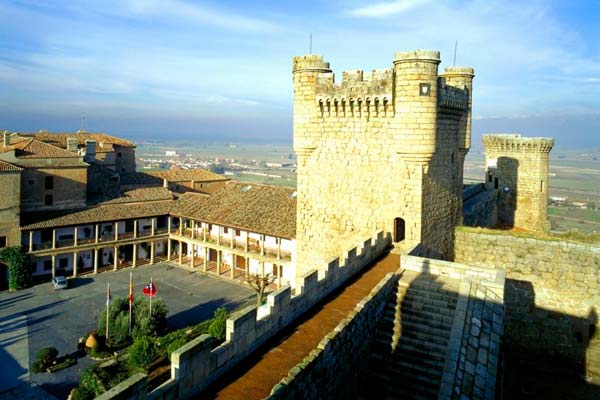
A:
494;177;499;190
540;180;544;192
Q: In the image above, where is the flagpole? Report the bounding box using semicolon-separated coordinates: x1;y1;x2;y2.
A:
149;277;153;317
128;272;133;336
106;282;110;340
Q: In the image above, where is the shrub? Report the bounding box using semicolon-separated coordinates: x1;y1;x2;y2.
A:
78;365;104;398
207;307;227;341
0;246;31;291
128;337;158;372
132;296;168;339
31;347;58;372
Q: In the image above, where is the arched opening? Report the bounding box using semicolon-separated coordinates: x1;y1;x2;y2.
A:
0;262;8;291
393;218;406;243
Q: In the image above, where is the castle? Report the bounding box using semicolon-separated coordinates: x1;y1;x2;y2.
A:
3;49;599;400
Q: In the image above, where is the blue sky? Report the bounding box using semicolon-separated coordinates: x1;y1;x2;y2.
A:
1;0;599;147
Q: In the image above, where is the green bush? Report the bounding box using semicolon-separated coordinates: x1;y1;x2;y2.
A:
166;336;187;361
31;347;58;372
78;365;104;398
98;297;132;349
0;246;30;291
128;336;158;372
132;296;168;339
208;307;227;341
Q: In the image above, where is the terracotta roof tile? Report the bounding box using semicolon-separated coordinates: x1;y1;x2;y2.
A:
20;132;136;148
145;168;228;182
170;181;296;238
21;200;173;230
0;135;84;159
102;187;174;204
0;160;22;172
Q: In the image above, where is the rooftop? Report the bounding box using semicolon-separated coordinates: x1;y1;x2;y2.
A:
19;131;136;148
0;160;22;172
145;168;229;182
171;182;297;239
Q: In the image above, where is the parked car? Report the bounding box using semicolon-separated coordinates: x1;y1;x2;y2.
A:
52;276;68;290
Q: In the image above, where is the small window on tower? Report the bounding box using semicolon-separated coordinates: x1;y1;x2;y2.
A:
0;236;6;248
540;180;544;192
44;194;53;206
494;177;499;190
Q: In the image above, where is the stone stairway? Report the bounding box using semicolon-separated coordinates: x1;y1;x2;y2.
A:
358;271;460;400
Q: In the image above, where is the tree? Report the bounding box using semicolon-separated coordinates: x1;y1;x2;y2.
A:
0;246;31;291
587;202;597;211
208;163;225;174
246;272;276;309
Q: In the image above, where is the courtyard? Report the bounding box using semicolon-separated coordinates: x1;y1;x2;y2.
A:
0;262;255;398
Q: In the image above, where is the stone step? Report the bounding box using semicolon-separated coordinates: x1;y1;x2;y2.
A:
397;285;460;301
398;291;458;308
376;325;450;347
362;364;440;398
397;299;457;318
371;339;448;366
398;279;460;293
382;310;454;331
375;335;448;357
394;305;456;324
370;352;443;379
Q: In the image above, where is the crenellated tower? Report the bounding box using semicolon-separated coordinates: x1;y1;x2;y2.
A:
482;134;554;233
293;50;474;277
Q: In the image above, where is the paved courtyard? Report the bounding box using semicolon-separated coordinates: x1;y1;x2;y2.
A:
0;262;254;398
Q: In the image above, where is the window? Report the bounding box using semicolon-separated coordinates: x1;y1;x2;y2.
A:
0;236;6;248
43;260;52;271
44;194;53;206
235;229;241;237
488;172;493;183
28;179;35;185
494;177;499;190
393;218;405;243
223;227;229;234
117;152;122;158
45;176;54;190
540;180;545;192
59;258;68;269
272;264;279;276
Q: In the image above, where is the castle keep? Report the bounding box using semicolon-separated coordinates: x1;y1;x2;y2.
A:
293;50;474;272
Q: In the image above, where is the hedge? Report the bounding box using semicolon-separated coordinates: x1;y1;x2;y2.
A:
0;246;30;291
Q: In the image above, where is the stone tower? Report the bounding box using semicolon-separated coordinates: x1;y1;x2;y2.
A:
482;134;554;233
293;50;474;275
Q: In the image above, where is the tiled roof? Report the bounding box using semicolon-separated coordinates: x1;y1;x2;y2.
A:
102;187;174;204
0;135;85;161
119;171;163;186
170;182;296;238
21;200;173;230
0;160;22;172
145;168;228;182
20;132;136;148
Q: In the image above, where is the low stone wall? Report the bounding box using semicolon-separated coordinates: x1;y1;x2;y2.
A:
266;271;400;400
463;184;499;228
403;249;505;400
102;231;390;400
455;228;600;363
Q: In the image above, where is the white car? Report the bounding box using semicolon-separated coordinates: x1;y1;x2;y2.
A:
52;276;68;290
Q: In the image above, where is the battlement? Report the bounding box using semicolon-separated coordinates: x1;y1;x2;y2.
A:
393;49;441;64
292;54;331;73
315;68;393;103
439;84;469;110
482;134;554;153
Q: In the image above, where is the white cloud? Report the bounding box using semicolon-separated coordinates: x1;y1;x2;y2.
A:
346;0;431;17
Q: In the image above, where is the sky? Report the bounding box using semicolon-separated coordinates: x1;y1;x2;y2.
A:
0;0;599;147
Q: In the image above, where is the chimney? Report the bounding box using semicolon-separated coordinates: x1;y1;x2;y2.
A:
66;137;78;152
3;131;10;147
84;139;96;162
163;178;168;188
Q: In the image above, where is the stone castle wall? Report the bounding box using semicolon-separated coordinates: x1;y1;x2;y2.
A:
463;184;499;228
455;228;600;362
99;231;389;400
293;50;474;275
0;169;21;247
482;134;553;233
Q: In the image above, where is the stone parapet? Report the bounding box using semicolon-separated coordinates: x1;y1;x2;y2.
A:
292;54;331;73
393;49;441;64
482;134;554;153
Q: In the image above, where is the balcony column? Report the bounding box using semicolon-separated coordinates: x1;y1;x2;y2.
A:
260;235;265;256
151;218;156;236
260;261;265;277
190;243;195;269
278;265;283;288
178;241;183;265
51;254;56;279
191;221;195;239
132;244;137;268
245;234;249;252
167;239;172;261
217;250;221;275
230;254;235;279
203;247;208;272
179;217;183;235
52;229;56;249
29;231;33;252
72;252;78;278
114;246;119;271
133;220;138;239
167;216;172;234
217;228;221;246
74;226;78;247
245;257;249;278
203;224;207;242
95;224;99;244
150;241;155;264
114;222;119;241
230;230;234;249
93;248;99;274
277;238;281;260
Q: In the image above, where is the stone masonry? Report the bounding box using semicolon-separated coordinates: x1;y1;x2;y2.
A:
482;134;554;233
293;50;474;277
